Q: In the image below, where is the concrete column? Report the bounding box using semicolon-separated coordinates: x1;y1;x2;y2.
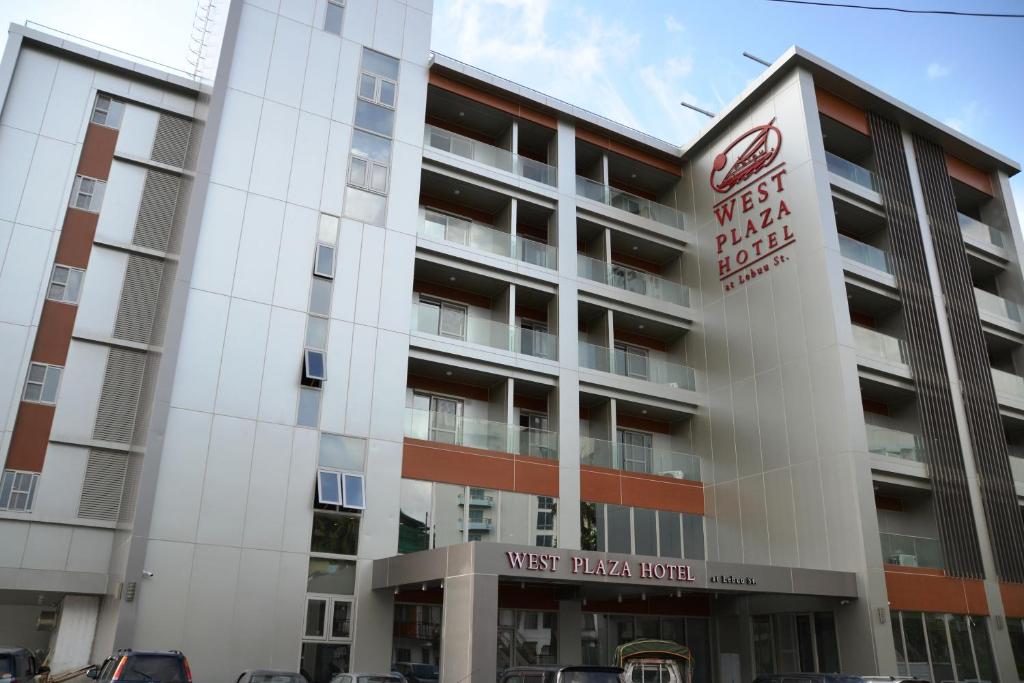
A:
352;561;395;672
441;572;498;682
50;595;99;674
558;599;584;665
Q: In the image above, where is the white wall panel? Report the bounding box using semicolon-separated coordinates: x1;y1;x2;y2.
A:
33;444;89;520
231;548;282;668
1;49;58;133
40;59;93;143
114;105;161;159
214;299;271;419
232;195;285;303
271;551;308;667
188;183;246;296
272;203;317;311
94;161;146;244
0;224;51;325
181;545;241;682
265;17;311;108
0;127;36;221
132;539;194;649
195;415;257;546
227;4;277;97
359;439;402;556
330;40;362;124
384;140;421;236
287;112;330;210
0;220;10;271
0;322;29;433
51;341;108;440
342;1;377;51
66;527;114;573
249;101;299;201
368;330;408;442
74;247;128;339
242;421;294;549
148;408;213;543
301;31;340;118
257;306;305;425
280;428;316;553
344;325;377;436
169;290;230;413
319;319;353;434
330;218;361;322
319;121;350;215
209;89;262;191
16;136;75;230
401;6;432;66
372;0;406;58
353;224;385;326
376;230;415;333
279;0;315;24
0;520;29;568
21;524;73;570
394;61;428;147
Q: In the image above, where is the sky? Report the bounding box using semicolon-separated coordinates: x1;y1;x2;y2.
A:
0;0;1021;221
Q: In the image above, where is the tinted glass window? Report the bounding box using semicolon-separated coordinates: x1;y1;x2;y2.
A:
633;507;656;556
560;674;622;683
118;655;186;682
0;656;13;676
606;504;631;553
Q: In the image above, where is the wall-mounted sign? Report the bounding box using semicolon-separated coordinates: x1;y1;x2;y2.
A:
709;574;757;586
710;118;795;292
506;551;697;583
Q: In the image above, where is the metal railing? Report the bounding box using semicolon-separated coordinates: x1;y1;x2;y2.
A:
838;234;890;273
411;301;558;360
958;212;1005;249
880;532;943;569
826;151;878;192
852;326;907;365
577;253;690;306
580;436;700;481
405;408;558;459
419;208;557;269
423;124;556;186
458;492;495;506
974;287;1023;323
575;175;685;230
991;367;1024;400
866;425;925;463
578;340;696;390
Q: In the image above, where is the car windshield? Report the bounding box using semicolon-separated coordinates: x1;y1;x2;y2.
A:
118;656;187;683
357;678;401;683
411;665;437;677
251;676;304;683
0;655;14;676
561;674;624;683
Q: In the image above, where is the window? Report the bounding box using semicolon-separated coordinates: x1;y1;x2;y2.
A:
354;100;395;138
319;434;366;471
417;297;467;340
618;429;654;473
306;316;328;350
342;473;365;510
300;642;350;683
91;94;125;128
0;470;38;511
304;598;352;640
615;342;650;380
308;558;356;594
497;609;558;669
309;278;332;316
317;469;365;510
311;512;360;555
361;49;400;81
23;363;61;404
70;176;106;212
298;387;322;428
358;72;397;109
304;348;327;383
324;0;344;34
314;243;336;278
47;265;85;304
318;469;343;506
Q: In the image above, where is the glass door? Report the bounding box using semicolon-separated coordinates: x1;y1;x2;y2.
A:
520;411;551;458
618;429;653;473
428;396;462;444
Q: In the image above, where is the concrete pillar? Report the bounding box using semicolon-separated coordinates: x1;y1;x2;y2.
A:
352;561;396;672
50;595;99;674
558;599;584;665
441;572;498;682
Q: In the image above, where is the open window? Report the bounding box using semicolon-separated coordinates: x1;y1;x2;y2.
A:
304;348;327;384
317;469;366;511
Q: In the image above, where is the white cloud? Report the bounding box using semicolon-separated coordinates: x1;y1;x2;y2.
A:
665;15;685;33
944;100;980;133
926;62;951;79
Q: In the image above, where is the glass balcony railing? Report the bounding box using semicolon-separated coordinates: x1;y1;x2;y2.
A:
458;492;495;507
577;253;690;307
974;287;1023;323
458;517;493;532
991;367;1024;400
575;175;685;230
958;212;1005;249
405;408;558;459
411;301;558;360
838;234;890;273
423;124;556;186
866;425;925;463
578;340;697;390
880;532;943;569
419;208;557;269
852;325;907;365
580;436;701;481
826;151;878;192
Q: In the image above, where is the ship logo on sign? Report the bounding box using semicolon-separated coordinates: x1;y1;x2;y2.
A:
710;118;782;193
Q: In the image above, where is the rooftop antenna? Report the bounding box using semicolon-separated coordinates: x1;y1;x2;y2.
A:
679;100;715;118
187;0;216;78
743;51;772;67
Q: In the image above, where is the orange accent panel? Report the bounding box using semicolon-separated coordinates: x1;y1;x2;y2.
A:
514;456;559;497
401;439;557;496
1000;582;1024;618
5;403;56;472
414;279;492;308
884;566;989;614
512;394;548;412
54;209;99;269
874;495;904;512
621;473;704;515
575;127;681;176
945;154;994;196
419;193;496;224
406;376;490;401
77;124;118;180
815;88;869;136
612;330;667;353
609;251;660;274
429;72;557;129
32;302;76;366
615;414;671;434
580;466;622;504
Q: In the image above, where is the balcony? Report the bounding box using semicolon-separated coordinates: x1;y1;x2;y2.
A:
577;253;690;307
578;340;696;390
420;208;557;269
959;212;1005;249
867;425;925;463
423;124;556;186
411;300;558;360
458;492;495;507
880;532;943;569
992;367;1024;401
839;234;890;273
975;287;1022;323
853;325;907;365
826;151;878;192
405;407;558;459
580;436;700;481
458;517;494;532
575;175;684;230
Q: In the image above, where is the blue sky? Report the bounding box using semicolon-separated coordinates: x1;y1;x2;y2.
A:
1;0;1021;218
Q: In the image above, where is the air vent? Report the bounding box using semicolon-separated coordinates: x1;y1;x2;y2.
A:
113;255;163;344
151;113;192;168
78;449;128;521
118;455;142;523
93;348;147;444
133;169;180;251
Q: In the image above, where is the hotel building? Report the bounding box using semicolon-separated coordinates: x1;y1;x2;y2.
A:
1;1;1023;681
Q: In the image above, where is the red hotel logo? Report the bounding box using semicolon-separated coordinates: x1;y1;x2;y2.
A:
710;118;794;292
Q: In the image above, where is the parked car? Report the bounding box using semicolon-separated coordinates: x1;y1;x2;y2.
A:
88;650;191;683
753;676;929;683
498;666;625;683
391;663;438;682
328;675;405;683
236;671;307;683
0;647;48;683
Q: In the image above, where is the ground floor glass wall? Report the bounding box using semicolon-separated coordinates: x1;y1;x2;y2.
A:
581;614;710;683
392;603;443;679
497;609;558;670
751;613;839;675
1008;617;1024;680
890;611;997;682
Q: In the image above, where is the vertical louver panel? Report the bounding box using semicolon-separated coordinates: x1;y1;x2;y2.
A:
133;170;180;252
78;449;128;521
113;255;163;344
151;113;192;168
118;456;142;524
93;348;147;444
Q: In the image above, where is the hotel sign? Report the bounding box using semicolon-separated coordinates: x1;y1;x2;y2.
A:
506;551;697;582
709;118;795;292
